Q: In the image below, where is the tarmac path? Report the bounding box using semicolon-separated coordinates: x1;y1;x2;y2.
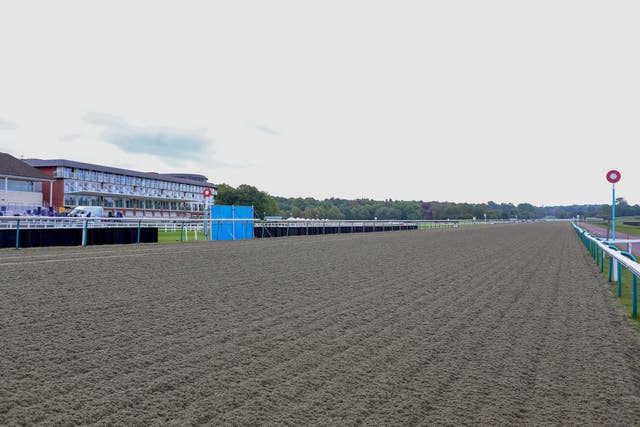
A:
579;222;640;258
2;222;640;425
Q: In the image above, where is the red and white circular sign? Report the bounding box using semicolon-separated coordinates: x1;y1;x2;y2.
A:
203;188;212;197
606;170;621;184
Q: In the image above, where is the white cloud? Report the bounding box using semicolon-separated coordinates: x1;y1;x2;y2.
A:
0;117;17;130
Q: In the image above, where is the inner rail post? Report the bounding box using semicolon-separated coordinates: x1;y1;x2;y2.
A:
15;218;20;250
633;273;639;318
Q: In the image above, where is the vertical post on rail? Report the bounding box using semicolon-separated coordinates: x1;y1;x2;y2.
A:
137;220;141;244
633;274;638;318
609;256;614;282
82;219;88;246
15;218;20;250
618;263;623;297
180;221;184;242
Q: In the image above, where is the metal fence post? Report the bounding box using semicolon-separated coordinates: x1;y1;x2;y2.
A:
633;274;638;318
15;218;20;250
609;256;614;282
180;221;184;242
618;263;623;297
137;220;141;244
82;219;88;246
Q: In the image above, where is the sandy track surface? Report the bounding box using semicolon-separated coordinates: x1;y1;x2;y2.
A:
2;223;640;425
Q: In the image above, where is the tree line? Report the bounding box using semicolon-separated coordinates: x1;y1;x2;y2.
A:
214;183;638;220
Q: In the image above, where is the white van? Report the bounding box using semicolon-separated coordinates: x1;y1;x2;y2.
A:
69;206;104;218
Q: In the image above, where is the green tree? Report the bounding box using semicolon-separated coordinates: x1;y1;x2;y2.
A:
214;183;281;218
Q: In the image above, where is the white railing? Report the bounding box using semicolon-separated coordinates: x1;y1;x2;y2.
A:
0;216;524;250
0;216;520;230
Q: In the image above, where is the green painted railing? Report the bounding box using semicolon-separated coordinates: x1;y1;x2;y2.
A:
572;222;640;317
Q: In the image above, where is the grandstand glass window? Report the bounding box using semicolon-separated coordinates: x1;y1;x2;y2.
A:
7;179;35;192
64;195;76;206
125;198;133;208
104;197;114;207
115;198;124;208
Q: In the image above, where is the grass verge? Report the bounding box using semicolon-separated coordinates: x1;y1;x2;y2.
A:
158;230;207;243
593;217;640;237
596;250;640;329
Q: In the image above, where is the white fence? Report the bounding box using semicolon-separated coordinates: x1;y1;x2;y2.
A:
0;216;519;231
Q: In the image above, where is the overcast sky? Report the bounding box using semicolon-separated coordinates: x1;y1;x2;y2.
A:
0;1;638;206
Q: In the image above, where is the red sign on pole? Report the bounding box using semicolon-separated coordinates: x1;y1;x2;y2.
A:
203;188;212;197
606;170;621;184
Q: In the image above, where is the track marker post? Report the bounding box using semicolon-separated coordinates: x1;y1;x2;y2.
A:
607;170;621;281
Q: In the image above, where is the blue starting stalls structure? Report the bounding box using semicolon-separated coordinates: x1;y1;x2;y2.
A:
207;205;254;241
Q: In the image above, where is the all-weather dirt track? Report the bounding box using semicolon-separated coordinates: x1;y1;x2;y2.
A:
2;222;640;426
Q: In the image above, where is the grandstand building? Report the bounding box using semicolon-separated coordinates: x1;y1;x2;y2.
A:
25;158;217;218
0;152;55;215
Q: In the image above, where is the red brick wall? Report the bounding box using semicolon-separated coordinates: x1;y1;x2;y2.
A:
36;167;64;211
